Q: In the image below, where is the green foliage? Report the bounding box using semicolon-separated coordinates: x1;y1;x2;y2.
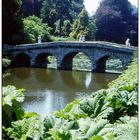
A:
54;99;87;120
73;52;92;71
113;116;138;140
2;85;25;127
7;117;45;140
47;129;72;140
2;58;11;69
51;36;76;41
90;136;104;140
23;16;52;43
2;85;25;107
2;58;11;73
80;92;113;119
86;119;108;138
2;1;138;139
106;89;138;121
70;8;96;40
54;19;72;36
41;0;84;36
108;58;138;89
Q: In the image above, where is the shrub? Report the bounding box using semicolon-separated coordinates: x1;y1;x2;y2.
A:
23;16;52;43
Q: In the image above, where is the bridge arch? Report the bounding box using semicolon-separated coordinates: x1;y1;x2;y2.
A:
35;53;57;68
59;51;92;71
11;53;30;67
94;54;124;72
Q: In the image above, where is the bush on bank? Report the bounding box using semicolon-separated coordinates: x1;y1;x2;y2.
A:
2;58;138;140
2;58;11;71
23;16;52;43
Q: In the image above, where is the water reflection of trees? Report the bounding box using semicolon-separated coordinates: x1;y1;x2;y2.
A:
3;68;119;93
11;53;30;67
12;68;56;84
35;68;56;84
12;68;31;79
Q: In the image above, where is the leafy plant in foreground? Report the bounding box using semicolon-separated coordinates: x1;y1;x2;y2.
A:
2;85;25;127
112;116;138;140
7;117;45;140
79;92;113;120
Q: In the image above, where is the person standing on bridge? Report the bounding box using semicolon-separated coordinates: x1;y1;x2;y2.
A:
82;35;86;42
38;35;42;44
79;35;82;42
125;38;130;47
79;35;86;42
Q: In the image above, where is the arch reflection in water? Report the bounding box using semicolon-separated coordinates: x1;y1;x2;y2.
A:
35;68;56;84
14;67;31;79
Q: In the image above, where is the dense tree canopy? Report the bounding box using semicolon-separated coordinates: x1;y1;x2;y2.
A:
41;0;84;36
95;0;138;46
2;0;26;45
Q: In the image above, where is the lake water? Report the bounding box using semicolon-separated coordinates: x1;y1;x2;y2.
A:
3;68;119;116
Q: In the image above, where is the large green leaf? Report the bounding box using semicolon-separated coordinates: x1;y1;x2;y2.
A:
79;92;113;120
54;99;87;120
86;119;108;138
7;117;45;140
2;85;25;126
2;85;25;106
107;88;138;119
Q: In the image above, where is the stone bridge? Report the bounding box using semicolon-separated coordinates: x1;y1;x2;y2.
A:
4;41;137;72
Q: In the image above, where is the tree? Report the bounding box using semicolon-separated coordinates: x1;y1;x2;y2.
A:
2;0;26;45
23;16;52;43
95;0;138;45
41;0;55;26
70;8;96;40
70;0;84;19
41;0;84;36
55;0;72;35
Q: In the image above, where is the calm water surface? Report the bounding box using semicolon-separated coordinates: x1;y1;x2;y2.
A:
3;68;119;116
